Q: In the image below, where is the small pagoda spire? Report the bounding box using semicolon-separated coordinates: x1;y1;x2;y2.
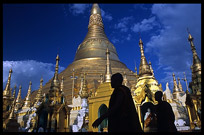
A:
12;85;17;100
172;73;179;92
138;38;152;77
187;29;201;65
51;54;60;85
80;73;89;99
9;99;16;120
105;47;112;82
15;85;22;111
16;85;22;103
50;54;60;93
3;68;13;98
22;81;32;109
35;78;44;103
182;72;189;93
149;60;154;76
177;77;183;91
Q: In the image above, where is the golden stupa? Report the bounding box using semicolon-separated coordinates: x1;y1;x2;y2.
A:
30;4;137;105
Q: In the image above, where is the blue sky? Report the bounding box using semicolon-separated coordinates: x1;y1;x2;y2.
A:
3;4;201;98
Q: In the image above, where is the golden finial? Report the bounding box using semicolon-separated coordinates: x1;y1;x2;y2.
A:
138;37;152;76
139;38;143;45
88;3;104;29
187;28;193;41
9;68;13;73
91;3;101;15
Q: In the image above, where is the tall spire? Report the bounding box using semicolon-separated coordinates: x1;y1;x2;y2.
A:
187;29;201;94
105;47;112;82
35;77;44;103
74;4;120;62
3;68;13;98
51;54;60;89
22;81;32;109
138;38;152;77
49;54;60;103
86;3;105;39
187;30;201;65
15;85;22;111
172;73;179;92
177;77;183;91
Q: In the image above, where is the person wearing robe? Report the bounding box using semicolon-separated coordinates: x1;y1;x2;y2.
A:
155;91;177;132
92;73;143;132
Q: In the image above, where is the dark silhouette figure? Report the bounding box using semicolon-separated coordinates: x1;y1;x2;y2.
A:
92;73;143;132
155;91;177;132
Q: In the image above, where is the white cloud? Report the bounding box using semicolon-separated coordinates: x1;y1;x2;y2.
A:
131;16;159;32
111;37;119;44
101;8;112;21
146;4;201;86
114;16;134;32
126;34;132;41
69;4;90;15
3;60;65;98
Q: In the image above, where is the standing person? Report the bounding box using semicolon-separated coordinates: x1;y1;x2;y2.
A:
92;73;143;132
155;91;177;132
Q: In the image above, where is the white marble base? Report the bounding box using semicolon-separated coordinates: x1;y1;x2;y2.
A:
176;126;190;131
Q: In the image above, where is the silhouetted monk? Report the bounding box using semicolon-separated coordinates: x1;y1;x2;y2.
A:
155;91;177;132
92;73;143;132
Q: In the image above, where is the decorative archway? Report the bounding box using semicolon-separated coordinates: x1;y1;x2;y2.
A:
98;104;108;132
